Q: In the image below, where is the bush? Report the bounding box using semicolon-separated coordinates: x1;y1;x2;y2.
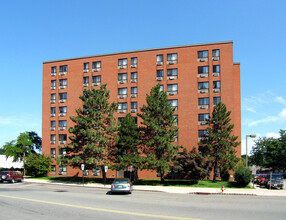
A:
234;165;252;187
25;154;52;177
220;169;230;181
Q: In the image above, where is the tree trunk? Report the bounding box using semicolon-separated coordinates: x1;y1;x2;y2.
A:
160;171;165;183
213;161;217;182
101;166;106;185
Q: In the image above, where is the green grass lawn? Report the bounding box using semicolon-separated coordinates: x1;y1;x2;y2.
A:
27;176;253;189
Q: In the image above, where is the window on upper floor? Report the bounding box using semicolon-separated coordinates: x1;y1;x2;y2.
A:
51;93;56;103
50;134;56;144
92;75;101;85
59;134;67;142
131;57;137;68
198;66;209;74
157;54;163;65
118;88;128;98
51;148;56;158
51;80;56;89
212;49;220;60
198;50;209;59
59;106;67;115
59;65;67;75
168;99;178;110
83;63;89;72
59;120;67;129
167;68;178;80
59;79;67;88
167;84;178;95
92;61;101;72
199;130;208;138
213;65;220;74
167;53;178;64
59;93;67;102
51;66;57;76
156;70;163;81
131;87;137;95
198;82;209;90
131;72;137;83
118;102;128;113
118;58;127;69
131;102;137;113
198;97;209;106
213;81;221;89
118;73;127;83
83;77;89;86
173;115;178;126
50;121;56;128
198;114;209;123
50;107;56;116
213;97;221;105
160;85;164;92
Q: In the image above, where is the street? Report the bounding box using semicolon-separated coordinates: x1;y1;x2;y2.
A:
0;183;286;220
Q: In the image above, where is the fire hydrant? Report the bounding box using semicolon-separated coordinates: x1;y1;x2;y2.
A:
221;185;225;193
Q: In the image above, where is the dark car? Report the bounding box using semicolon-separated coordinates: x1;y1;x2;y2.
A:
0;171;24;183
266;174;284;189
111;178;133;194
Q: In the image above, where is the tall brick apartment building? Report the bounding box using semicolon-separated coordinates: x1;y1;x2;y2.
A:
42;41;241;179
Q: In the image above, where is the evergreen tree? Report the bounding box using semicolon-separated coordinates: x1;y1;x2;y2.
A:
59;84;118;183
199;102;240;181
111;113;141;180
138;84;179;182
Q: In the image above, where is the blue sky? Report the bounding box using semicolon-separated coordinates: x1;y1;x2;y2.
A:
0;0;285;155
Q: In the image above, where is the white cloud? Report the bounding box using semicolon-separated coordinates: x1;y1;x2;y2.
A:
245;106;256;113
248;108;286;127
275;96;286;105
266;132;280;138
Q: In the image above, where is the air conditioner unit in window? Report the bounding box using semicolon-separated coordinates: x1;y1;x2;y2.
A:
92;82;100;86
119;80;125;84
83;83;89;87
59;113;65;117
199;58;206;62
60;72;67;75
213;57;219;61
169;92;175;96
131;94;137;98
157;61;163;65
156;77;163;81
213;89;220;93
200;105;207;109
59;141;65;144
119;110;125;113
131;79;137;83
131;109;137;113
59;172;63;175
93;68;101;72
169;76;175;80
168;61;175;65
200;74;207;78
119;95;125;99
131;64;137;68
51;86;56;90
51;73;56;76
60;99;66;103
200;122;207;125
200;90;207;93
50;113;55;117
83;69;89;73
50;141;55;144
60;86;66;89
119;66;125;69
50;127;55;131
59;127;66;130
51;100;56;103
213;73;219;77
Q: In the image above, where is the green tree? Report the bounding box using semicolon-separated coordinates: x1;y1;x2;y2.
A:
250;130;286;171
138;84;179;182
173;147;212;182
59;84;118;183
111;113;142;180
0;148;5;154
25;154;52;177
3;131;42;162
199;102;240;182
234;161;252;187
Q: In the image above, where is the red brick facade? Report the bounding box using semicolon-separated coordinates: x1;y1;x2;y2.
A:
42;41;241;179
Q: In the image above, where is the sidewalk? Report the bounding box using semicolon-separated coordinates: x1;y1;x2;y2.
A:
24;179;286;197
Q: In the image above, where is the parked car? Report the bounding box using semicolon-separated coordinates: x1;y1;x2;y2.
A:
252;174;260;184
0;171;23;183
266;174;284;189
111;178;133;194
257;174;267;186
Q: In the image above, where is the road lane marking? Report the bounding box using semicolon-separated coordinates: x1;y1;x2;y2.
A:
0;194;203;220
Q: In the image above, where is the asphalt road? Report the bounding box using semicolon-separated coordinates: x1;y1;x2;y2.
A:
0;182;286;220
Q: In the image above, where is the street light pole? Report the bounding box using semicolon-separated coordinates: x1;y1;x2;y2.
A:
246;134;256;167
23;146;28;177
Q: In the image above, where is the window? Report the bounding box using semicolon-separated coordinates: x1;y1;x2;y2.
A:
131;102;137;112
199;130;208;138
131;57;137;67
213;65;220;74
118;88;127;98
51;80;56;89
59;166;67;175
50;134;56;144
118;73;127;83
51;66;57;75
59;93;67;102
92;61;101;71
51;121;56;129
59;148;66;157
213;97;221;105
213;81;221;89
157;54;163;65
167;69;178;79
59;120;67;128
118;58;127;69
173;115;178;126
59;106;67;116
198;114;209;122
198;98;209;106
83;77;89;86
83;63;89;72
198;50;209;59
168;99;178;110
59;79;67;88
59;65;67;74
131;87;137;97
198;66;209;74
157;70;163;80
59;134;67;144
118;102;127;113
160;85;164;91
92;75;101;85
167;84;178;95
198;82;209;90
50;107;56;116
212;49;220;58
167;53;178;64
51;165;56;175
51;93;56;103
131;72;137;82
51;148;56;158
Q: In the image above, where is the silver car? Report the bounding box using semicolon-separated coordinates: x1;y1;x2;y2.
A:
111;178;133;194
